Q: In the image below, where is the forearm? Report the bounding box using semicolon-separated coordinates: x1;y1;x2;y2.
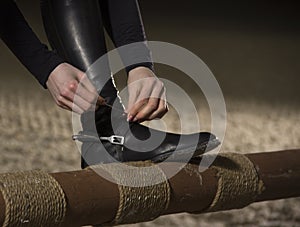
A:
0;0;64;88
99;0;154;73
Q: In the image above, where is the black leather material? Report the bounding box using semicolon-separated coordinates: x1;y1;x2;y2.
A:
78;105;220;168
80;127;220;165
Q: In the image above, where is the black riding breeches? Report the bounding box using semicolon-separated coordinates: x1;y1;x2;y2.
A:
40;0;153;86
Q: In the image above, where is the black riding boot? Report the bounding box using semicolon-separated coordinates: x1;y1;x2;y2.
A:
76;106;220;167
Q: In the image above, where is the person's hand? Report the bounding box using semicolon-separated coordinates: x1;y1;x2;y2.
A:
46;63;105;114
126;66;168;122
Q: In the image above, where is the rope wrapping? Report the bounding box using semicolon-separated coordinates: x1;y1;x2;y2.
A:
89;161;171;225
207;153;265;212
0;170;66;227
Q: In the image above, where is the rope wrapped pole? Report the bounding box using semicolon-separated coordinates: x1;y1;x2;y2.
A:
0;149;299;226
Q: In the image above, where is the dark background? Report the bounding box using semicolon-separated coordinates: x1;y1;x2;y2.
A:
1;0;299;106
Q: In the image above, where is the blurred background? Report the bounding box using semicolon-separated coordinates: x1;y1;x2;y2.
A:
0;0;299;226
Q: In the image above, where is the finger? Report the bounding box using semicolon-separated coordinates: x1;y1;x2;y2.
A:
132;80;165;121
55;78;78;101
126;83;142;120
134;97;160;122
147;98;168;120
126;83;141;114
77;73;98;94
127;98;148;121
127;80;157;120
127;95;135;115
146;84;168;120
62;81;102;110
57;96;84;114
73;93;98;112
75;80;106;107
75;82;99;105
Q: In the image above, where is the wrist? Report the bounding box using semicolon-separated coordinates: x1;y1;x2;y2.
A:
128;66;155;78
46;62;66;88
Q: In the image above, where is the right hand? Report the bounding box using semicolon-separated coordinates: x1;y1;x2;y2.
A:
46;63;105;114
126;67;168;122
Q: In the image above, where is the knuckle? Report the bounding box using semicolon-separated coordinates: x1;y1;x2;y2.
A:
79;72;85;78
76;71;84;79
141;98;149;106
68;81;77;90
78;74;86;83
148;104;157;111
149;77;155;83
139;98;147;104
153;78;160;84
148;102;158;110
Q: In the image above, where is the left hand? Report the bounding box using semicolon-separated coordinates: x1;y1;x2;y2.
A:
126;66;168;122
46;63;105;114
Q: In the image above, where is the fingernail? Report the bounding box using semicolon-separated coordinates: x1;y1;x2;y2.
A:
133;117;138;122
127;115;133;122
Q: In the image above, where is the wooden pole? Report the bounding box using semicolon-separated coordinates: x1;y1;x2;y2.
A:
0;149;299;226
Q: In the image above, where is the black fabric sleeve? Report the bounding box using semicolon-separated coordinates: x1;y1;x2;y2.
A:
0;0;64;88
99;0;154;74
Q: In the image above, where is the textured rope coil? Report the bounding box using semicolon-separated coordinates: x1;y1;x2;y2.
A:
0;170;67;227
207;153;264;212
89;161;170;225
